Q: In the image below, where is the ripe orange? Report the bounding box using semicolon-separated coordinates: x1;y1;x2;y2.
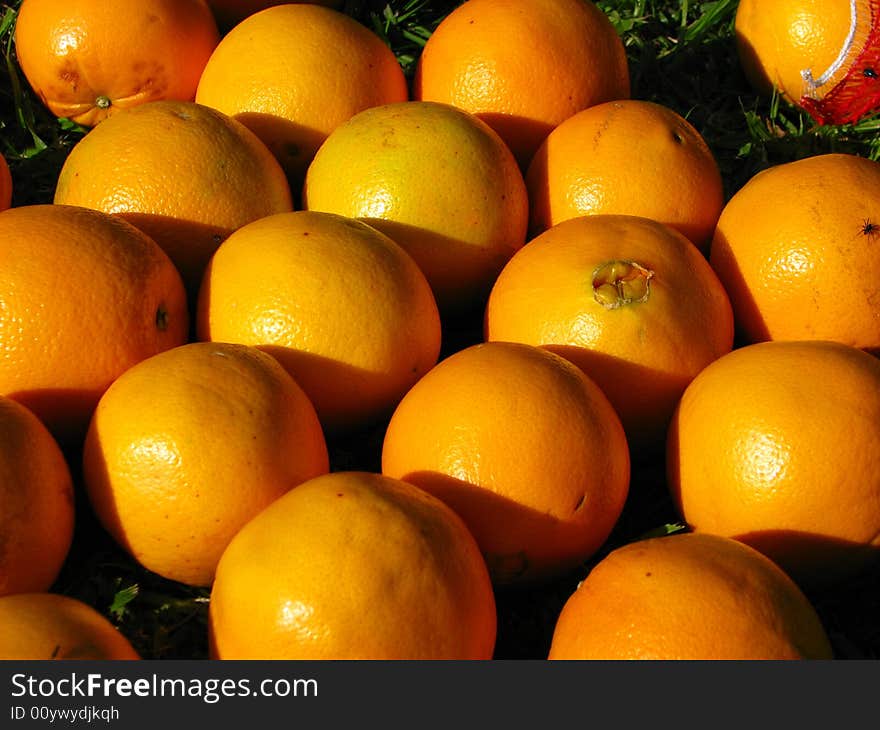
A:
667;340;880;588
525;100;725;249
209;471;497;659
0;396;74;597
485;215;734;450
413;0;630;168
0;204;188;443
206;0;343;30
0;593;139;660
53;100;292;295
0;154;11;211
735;0;880;125
381;341;630;585
303;101;528;312
710;153;880;351
547;532;834;660
197;211;441;434
83;342;329;587
195;4;408;187
13;0;219;127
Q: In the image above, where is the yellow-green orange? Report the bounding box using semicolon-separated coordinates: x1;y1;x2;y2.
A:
303;101;528;312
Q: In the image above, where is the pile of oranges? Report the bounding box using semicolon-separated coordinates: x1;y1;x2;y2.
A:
0;0;878;661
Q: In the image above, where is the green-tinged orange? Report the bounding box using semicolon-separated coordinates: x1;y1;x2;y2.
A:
303;101;528;312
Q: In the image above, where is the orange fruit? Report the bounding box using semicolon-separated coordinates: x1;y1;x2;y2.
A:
485;215;734;450
303;101;528;312
195;4;408;187
0;396;74;597
413;0;630;167
709;153;880;351
525;100;725;249
735;0;880;125
381;341;630;585
0;204;188;443
206;0;343;31
53;100;293;296
197;211;441;434
13;0;219;126
0;593;139;659
0;153;11;211
547;532;834;660
83;342;329;587
667;340;880;588
209;471;497;659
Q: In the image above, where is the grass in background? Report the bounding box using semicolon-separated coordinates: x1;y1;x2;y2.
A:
598;0;880;190
0;0;878;659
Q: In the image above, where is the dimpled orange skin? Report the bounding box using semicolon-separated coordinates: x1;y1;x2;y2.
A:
0;154;11;211
206;0;343;30
735;0;865;105
413;0;630;168
547;532;834;660
485;215;734;450
209;471;497;660
709;153;880;351
195;4;408;187
0;204;188;444
668;340;880;588
13;0;219;127
197;211;441;434
302;101;528;313
526;100;725;249
0;396;74;598
382;341;630;586
83;342;330;587
0;593;140;660
53;100;293;296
